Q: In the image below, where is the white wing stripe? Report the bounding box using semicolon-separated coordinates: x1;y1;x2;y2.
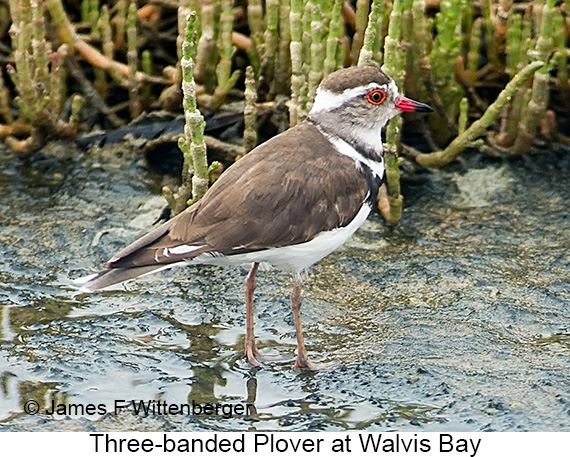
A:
167;245;203;256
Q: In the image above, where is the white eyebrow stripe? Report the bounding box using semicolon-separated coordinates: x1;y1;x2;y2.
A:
309;83;384;114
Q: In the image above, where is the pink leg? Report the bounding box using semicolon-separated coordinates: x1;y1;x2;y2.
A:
244;262;262;366
290;277;339;371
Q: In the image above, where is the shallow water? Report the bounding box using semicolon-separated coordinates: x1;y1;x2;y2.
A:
0;142;569;431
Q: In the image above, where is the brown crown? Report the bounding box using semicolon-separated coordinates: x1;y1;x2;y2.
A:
319;66;392;93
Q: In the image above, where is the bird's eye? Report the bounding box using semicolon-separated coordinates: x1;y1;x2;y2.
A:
366;89;386;105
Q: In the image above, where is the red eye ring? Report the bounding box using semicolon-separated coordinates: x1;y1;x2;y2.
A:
366;89;386;105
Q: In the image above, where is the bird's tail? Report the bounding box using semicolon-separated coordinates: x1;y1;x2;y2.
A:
75;265;167;293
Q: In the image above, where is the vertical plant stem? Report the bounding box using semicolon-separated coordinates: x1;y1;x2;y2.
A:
323;0;343;76
351;0;370;64
217;0;234;90
510;0;555;156
458;97;468;134
553;9;569;109
114;0;127;52
141;49;153;106
532;0;545;36
0;68;14;124
289;0;305;126
127;0;141;118
466;17;483;74
498;10;523;144
11;0;34;120
194;0;215;86
505;13;522;76
243;66;258;154
68;93;85;132
248;0;265;51
80;0;89;23
307;0;324;112
401;0;414;90
95;5;111;97
165;12;202;215
32;0;49;89
182;13;209;207
428;0;465;143
49;45;67;120
302;0;312;75
262;0;279;88
358;0;383;67
380;0;405;224
273;0;291;95
481;0;501;69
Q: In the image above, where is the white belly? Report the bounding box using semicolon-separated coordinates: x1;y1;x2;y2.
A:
190;202;372;273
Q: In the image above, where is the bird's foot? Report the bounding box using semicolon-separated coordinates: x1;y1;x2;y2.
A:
245;345;290;366
245;343;262;367
292;357;340;371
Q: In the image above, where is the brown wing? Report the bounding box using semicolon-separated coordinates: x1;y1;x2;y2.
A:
106;122;370;269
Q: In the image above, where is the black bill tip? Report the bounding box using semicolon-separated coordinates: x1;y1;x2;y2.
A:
395;95;433;113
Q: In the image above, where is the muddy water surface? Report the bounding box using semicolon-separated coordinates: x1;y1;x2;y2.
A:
0;143;569;431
